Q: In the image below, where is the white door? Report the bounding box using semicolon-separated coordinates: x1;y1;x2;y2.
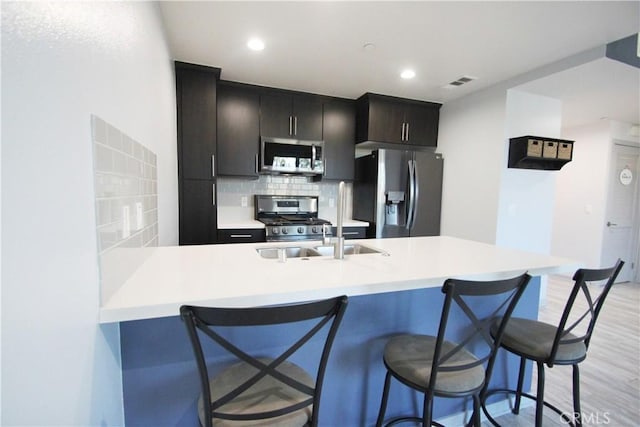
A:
601;143;640;282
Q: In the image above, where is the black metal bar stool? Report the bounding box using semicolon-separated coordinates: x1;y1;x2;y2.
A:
180;295;348;427
482;259;624;427
375;273;531;427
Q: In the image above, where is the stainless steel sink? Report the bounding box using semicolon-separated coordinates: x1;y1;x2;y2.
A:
313;244;383;256
257;244;384;259
256;247;321;259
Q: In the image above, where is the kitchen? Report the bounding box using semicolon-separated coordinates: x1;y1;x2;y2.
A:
2;2;639;427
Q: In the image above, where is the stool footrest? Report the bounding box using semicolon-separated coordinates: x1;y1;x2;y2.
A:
481;388;576;427
382;415;446;427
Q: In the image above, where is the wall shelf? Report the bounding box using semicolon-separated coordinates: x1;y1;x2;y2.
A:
508;136;574;170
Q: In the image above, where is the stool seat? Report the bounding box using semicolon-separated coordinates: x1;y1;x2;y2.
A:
384;334;485;394
198;358;312;427
492;318;587;363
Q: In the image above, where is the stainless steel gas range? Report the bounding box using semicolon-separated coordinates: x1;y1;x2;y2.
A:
255;195;333;242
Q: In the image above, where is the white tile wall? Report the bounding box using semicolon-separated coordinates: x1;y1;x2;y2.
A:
92;115;158;303
217;175;353;218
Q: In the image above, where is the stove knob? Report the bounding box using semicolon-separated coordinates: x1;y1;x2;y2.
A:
271;227;279;235
297;227;304;234
281;228;288;235
312;226;318;233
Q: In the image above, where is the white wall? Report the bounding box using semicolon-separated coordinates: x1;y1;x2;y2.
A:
1;3;177;426
438;89;507;244
496;90;561;253
552;119;640;271
552;121;611;268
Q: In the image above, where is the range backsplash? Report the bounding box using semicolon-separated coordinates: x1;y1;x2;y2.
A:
217;175;353;219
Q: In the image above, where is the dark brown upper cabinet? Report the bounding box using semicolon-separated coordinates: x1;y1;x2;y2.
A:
322;98;356;181
356;93;441;147
217;82;260;178
176;62;219;180
260;89;323;141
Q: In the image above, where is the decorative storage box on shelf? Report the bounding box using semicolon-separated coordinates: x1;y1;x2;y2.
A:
508;136;574;170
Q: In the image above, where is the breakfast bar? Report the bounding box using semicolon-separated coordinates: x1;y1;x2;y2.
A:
103;236;578;426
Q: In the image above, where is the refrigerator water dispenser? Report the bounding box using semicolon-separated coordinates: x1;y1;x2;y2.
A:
385;191;405;226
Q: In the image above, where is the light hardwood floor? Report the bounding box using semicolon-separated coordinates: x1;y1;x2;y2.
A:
484;275;640;426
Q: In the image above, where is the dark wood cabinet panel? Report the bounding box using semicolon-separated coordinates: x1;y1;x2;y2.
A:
176;64;218;180
179;179;217;245
259;91;292;138
403;102;439;146
366;98;405;144
292;94;323;140
175;62;220;245
356;93;441;147
217;83;260;177
260;89;323;140
322;98;356;181
218;228;265;244
332;226;366;240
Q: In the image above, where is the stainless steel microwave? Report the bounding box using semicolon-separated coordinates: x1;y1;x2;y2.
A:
260;137;325;176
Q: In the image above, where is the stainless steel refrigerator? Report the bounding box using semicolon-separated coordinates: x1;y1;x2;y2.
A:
353;149;443;238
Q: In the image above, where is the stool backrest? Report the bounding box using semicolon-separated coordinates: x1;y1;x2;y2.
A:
429;273;531;395
549;259;624;365
180;295;348;427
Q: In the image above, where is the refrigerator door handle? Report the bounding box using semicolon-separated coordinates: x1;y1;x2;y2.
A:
412;159;420;229
406;159;416;230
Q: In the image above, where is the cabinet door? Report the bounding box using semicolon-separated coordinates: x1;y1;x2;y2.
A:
404;103;440;147
176;68;217;180
292;94;323;140
322;99;355;180
260;91;292;138
217;84;260;177
366;97;405;144
179;179;217;245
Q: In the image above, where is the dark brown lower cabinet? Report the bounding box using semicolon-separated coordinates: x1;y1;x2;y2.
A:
334;227;367;239
218;229;265;244
179;179;217;245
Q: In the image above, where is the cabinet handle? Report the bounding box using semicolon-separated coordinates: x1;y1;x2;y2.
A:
211;154;215;177
230;234;252;238
294;116;298;136
405;122;409;141
289;116;293;135
255;153;259;174
401;123;406;141
212;183;216;206
343;231;360;236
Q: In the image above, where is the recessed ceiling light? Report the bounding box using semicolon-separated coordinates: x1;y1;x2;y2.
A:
247;38;265;51
400;69;416;79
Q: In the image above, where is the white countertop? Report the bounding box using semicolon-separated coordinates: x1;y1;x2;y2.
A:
99;236;578;323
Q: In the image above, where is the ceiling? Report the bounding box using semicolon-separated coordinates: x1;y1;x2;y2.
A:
159;1;640;129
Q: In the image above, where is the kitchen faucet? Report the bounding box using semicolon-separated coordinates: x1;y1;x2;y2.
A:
323;181;346;259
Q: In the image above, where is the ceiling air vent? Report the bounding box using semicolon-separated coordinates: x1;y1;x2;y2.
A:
443;75;476;89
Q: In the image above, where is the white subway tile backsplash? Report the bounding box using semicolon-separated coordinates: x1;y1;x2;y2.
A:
91;115;158;304
217;175;352;218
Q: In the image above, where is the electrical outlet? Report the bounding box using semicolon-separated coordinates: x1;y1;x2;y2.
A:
241;196;248;207
122;205;131;239
136;202;144;229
